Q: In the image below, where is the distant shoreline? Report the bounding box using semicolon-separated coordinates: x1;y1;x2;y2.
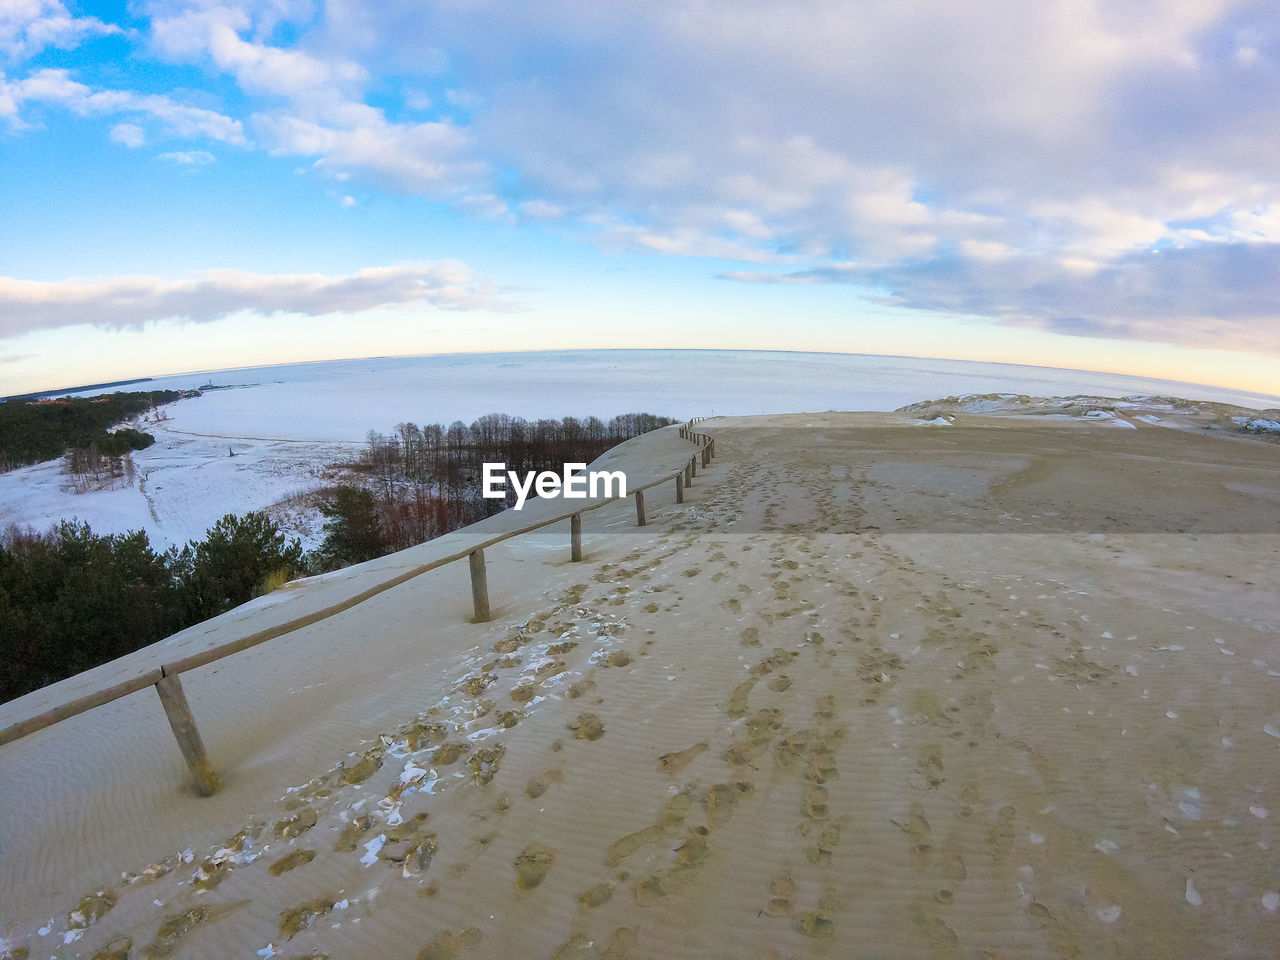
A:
1;376;155;403
18;348;1280;410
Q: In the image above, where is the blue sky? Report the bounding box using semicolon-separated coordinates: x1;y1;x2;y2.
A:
2;0;1279;396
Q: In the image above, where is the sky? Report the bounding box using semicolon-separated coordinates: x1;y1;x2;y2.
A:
2;0;1279;397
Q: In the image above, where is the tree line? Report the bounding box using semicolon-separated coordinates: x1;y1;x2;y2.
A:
0;513;304;704
340;411;676;560
0;390;184;473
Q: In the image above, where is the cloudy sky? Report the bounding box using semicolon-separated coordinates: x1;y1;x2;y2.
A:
2;0;1279;395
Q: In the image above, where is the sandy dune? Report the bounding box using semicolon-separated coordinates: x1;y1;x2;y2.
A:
2;414;1278;960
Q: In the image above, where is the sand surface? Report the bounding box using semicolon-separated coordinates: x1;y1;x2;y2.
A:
2;413;1279;960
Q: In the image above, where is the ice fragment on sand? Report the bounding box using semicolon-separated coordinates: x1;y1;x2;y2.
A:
360;834;386;867
399;762;428;784
1185;879;1202;906
1094;839;1118;854
1249;806;1268;819
1125;665;1138;676
1264;724;1280;738
1095;906;1121;923
1262;892;1279;912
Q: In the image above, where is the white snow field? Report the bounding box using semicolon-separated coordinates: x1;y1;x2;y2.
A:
2;349;1277;548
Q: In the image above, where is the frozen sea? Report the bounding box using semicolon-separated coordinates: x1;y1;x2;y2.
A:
4;349;1277;548
47;349;1280;439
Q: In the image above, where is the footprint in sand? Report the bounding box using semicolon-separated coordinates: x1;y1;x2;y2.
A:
634;827;711;906
468;745;505;785
607;824;666;866
526;770;564;799
278;896;342;941
793;891;838;938
740;626;760;646
571;713;606;740
433;742;470;766
990;805;1017;863
417;928;483;960
335;814;376;852
705;782;753;828
910;905;959;950
657;742;707;776
916;745;945;790
274;807;318;840
68;890;116;930
145;901;250;958
805;822;843;864
726;679;758;718
268;849;315;876
339;752;383;785
606;791;694;866
91;933;132;959
767;873;796;916
458;673;497;697
514;843;556;891
578;883;614;908
567;675;596;699
802;784;830;821
898;803;933;866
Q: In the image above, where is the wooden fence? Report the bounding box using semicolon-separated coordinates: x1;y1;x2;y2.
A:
0;421;718;796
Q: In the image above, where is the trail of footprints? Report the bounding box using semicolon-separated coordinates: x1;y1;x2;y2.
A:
29;562;674;960
21;442;1116;959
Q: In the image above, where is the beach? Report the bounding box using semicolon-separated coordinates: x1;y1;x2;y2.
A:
2;412;1278;959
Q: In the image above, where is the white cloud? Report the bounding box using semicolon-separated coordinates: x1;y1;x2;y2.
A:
254;108;481;196
8;0;1280;354
159;149;215;164
0;263;522;336
518;200;564;221
109;122;145;147
1;0;121;61
4;68;246;144
340;194;356;207
151;5;367;103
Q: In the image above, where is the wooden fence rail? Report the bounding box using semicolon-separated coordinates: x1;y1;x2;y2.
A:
0;420;720;796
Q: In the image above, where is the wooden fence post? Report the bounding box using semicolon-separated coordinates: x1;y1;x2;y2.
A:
154;670;219;796
709;439;715;458
470;548;491;622
635;489;647;526
685;462;692;486
675;472;684;503
571;513;583;562
701;447;709;468
690;455;697;478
